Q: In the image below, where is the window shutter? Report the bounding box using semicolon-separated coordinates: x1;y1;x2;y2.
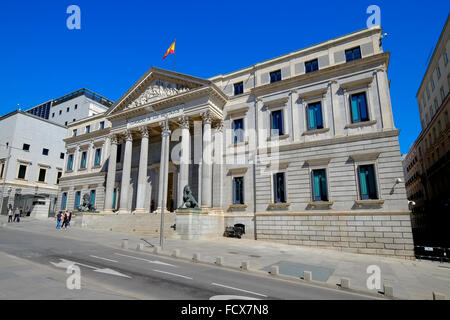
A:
359;167;369;199
308;106;316;129
359;94;368;121
351;96;360;122
316;104;323;128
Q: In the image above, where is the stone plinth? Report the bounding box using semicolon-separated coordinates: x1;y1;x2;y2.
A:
176;209;224;240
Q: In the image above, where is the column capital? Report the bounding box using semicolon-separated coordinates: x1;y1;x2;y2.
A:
109;134;119;145
159;119;171;132
138;126;150;138
123;130;133;142
201;110;213;125
178;115;190;129
215;119;224;133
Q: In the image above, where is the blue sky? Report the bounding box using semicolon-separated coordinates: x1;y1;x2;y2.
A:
0;0;449;154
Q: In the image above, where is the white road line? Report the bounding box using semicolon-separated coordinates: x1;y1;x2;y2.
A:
211;283;268;298
114;253;176;267
152;269;193;280
90;255;118;263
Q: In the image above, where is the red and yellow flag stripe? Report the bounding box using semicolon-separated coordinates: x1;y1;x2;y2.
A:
163;40;176;60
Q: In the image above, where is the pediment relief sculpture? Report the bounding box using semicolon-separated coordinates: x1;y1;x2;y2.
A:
127;80;190;109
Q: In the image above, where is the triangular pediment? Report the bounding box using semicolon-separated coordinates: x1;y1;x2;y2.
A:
106;67;210;116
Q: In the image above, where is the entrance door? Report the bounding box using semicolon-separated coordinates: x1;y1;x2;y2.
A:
167;172;174;212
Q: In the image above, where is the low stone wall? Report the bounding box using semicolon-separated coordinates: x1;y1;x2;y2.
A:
73;212;178;238
255;213;415;259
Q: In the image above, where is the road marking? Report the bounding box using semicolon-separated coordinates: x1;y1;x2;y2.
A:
210;295;261;300
211;283;268;298
50;258;131;278
152;269;193;280
114;253;177;267
90;255;118;263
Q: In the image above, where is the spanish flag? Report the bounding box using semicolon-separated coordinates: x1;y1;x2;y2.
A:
163;40;176;60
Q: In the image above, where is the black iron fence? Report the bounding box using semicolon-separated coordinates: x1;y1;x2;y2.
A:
415;245;450;262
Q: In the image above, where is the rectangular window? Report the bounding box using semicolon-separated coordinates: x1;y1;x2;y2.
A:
23;144;30;151
441;88;445;101
73;129;77;137
270;110;284;136
60;153;65;160
358;164;378;200
80;151;87;169
444;52;449;65
305;59;319;73
311;169;328;201
437;67;441;79
345;47;362;62
42;148;49;156
94;148;102;166
66;107;70;112
270;70;282;83
56;171;62;185
273;172;286;203
232;118;244;143
67;154;74;171
86;125;91;134
100;121;105;130
0;163;5;179
74;191;81;210
307;102;324;130
431;79;435;91
90;190;96;206
17;165;27;179
75;104;78;110
38;168;46;182
350;92;369;123
234;82;244;95
52;113;55;118
233;177;244;204
61;192;67;210
59;110;62;115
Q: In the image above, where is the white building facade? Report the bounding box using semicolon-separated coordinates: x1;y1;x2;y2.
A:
0;111;67;218
58;26;414;258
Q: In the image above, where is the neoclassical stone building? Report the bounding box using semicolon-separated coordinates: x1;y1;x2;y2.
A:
58;26;414;258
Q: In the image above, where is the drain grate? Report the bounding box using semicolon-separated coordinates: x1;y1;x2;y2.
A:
261;261;334;282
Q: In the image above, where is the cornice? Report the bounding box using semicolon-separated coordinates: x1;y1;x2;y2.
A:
251;52;390;95
64;127;111;144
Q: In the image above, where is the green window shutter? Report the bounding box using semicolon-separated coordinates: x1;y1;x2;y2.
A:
320;170;328;201
351;95;360;123
359;167;369;199
313;171;321;200
367;165;377;199
308;106;316;129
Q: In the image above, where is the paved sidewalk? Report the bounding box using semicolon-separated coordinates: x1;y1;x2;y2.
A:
1;216;449;300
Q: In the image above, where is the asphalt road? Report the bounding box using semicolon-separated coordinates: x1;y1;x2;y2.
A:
0;227;379;300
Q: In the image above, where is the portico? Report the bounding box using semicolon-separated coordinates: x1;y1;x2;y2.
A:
101;68;226;216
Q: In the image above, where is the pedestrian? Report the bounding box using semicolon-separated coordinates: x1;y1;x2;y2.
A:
13;207;20;222
7;205;13;223
56;211;62;229
62;211;69;229
66;211;72;228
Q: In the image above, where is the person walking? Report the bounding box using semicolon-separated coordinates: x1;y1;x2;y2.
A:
66;211;72;228
62;211;69;229
7;205;13;223
13;207;20;222
56;211;62;229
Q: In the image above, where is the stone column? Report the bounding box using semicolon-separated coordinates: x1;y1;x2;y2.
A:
157;120;171;213
212;120;224;209
134;127;150;214
118;131;133;214
177;116;190;207
329;80;343;137
201;111;213;210
374;69;395;130
104;134;118;213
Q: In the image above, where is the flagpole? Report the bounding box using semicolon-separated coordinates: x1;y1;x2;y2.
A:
174;38;176;72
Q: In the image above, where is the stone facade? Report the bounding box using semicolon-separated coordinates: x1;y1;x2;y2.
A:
58;26;414;258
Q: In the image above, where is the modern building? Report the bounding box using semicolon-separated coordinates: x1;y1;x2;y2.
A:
59;25;414;258
0;111;67;218
404;14;450;247
26;88;114;126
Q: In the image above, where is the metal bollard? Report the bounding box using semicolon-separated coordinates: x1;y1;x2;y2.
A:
121;240;128;249
383;283;394;298
241;261;250;271
153;246;161;254
192;253;200;262
136;243;144;251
